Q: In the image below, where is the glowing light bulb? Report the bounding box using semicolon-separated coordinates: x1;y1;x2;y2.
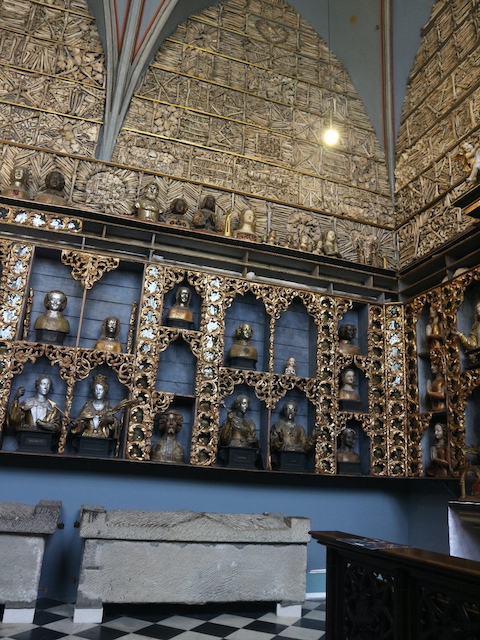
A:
323;128;339;146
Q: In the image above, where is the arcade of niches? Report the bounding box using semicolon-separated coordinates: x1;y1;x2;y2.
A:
0;0;479;480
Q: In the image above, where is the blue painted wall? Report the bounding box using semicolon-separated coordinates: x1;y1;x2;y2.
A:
0;465;451;601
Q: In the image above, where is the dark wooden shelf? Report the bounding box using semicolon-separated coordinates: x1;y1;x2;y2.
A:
0;196;399;302
0;450;460;489
398;225;480;299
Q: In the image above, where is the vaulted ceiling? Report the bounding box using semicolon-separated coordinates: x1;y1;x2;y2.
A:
86;0;435;164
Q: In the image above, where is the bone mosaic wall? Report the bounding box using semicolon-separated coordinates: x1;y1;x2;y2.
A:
0;0;396;268
395;0;480;268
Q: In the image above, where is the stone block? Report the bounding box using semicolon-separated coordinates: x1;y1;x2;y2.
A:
0;500;62;622
0;500;62;535
78;506;311;543
75;507;310;620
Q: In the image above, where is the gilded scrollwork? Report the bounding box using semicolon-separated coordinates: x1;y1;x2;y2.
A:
404;298;423;475
313;295;339;474
0;243;33;342
61;250;119;290
442;279;467;472
180;330;203;359
384;305;407;477
0;223;477;480
337;354;369;371
190;274;226;466
367;305;386;475
163;267;188;295
127;302;138;355
0;205;82;235
270;373;298;406
76;350;135;386
10;342;47;376
217;369;271;405
125;263;166;460
156;326;179;353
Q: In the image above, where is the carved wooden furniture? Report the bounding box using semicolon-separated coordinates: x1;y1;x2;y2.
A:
311;530;480;639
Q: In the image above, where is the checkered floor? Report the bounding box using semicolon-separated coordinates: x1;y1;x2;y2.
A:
0;599;326;640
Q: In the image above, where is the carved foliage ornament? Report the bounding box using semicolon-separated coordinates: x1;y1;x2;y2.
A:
61;250;119;289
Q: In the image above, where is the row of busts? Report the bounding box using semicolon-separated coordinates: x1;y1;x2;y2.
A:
0;165;344;256
218;396;360;466
4;375;455;478
32;285;365;360
137;185;343;256
7;373;127;441
1;166;67;205
6;380;361;468
138;186;343;256
32;290;123;350
29;289;364;406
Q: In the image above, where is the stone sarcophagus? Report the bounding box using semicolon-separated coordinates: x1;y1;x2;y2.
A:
0;500;62;623
74;506;310;623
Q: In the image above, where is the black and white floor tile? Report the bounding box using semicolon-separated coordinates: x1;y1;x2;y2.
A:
0;599;326;640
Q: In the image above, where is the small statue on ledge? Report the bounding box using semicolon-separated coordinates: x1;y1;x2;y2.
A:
151;409;185;463
453;301;480;352
164;197;189;227
1;165;30;200
228;323;258;370
34;290;70;345
270;401;317;454
338;323;361;356
284;357;296;375
35;170;67;206
426;362;446;412
192;195;223;232
7;376;60;433
71;374;125;439
459;141;480;183
298;234;313;252
454;302;480;368
219;395;259;449
336;427;360;463
234;209;257;242
94;317;122;353
265;229;278;245
425;422;450;478
339;368;361;402
134;182;161;222
166;286;194;329
320;229;342;258
426;307;443;347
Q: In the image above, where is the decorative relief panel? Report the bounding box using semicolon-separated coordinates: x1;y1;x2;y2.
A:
0;0;105;161
0;0;395;269
395;0;480;267
118;0;393;233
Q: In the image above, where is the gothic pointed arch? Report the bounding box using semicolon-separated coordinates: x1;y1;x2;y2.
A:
113;0;393;233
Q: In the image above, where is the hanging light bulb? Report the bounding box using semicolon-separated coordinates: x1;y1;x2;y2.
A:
323;112;339;146
323;126;339;146
323;0;339;146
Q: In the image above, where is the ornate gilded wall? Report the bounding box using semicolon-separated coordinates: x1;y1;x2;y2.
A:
395;0;480;268
0;0;396;267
